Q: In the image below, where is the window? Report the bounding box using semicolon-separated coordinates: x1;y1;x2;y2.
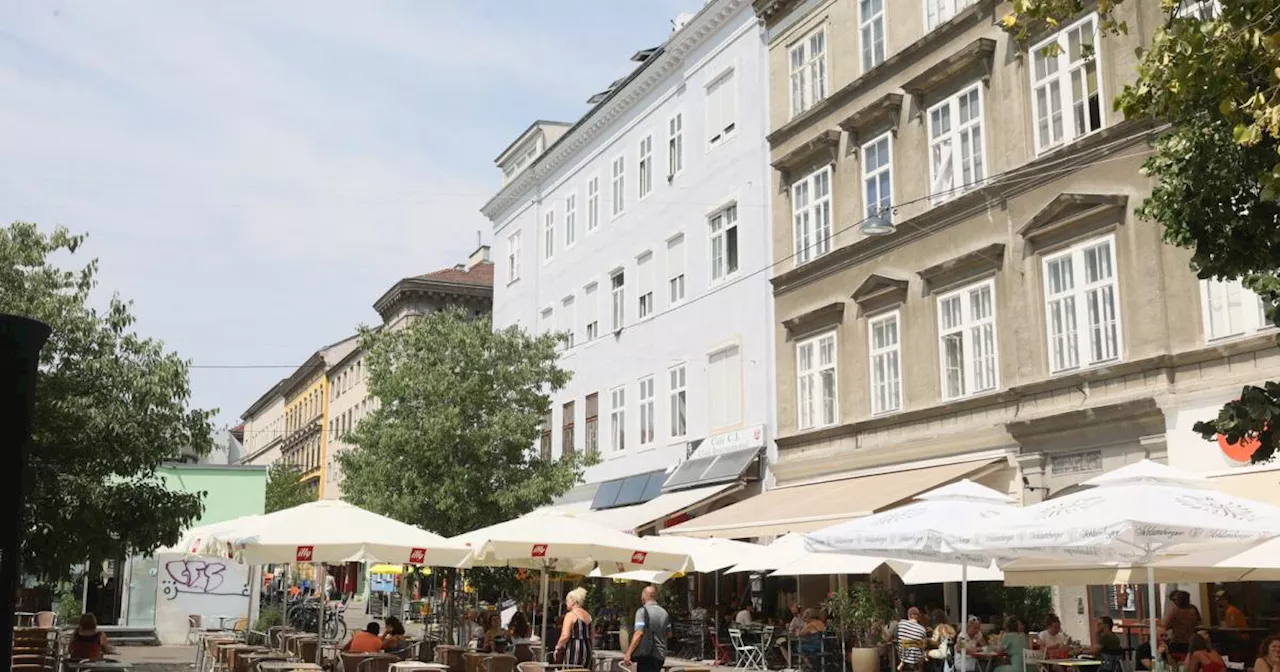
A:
789;27;828;118
610;386;626;452
667;235;686;305
561;295;576;348
585;393;599;457
540;408;552;460
793;166;833;264
584;282;599;340
669;363;687;438
668;113;684;178
587;177;600;231
1201;279;1271;341
862;133;893;220
1043;235;1121;373
869;311;902;414
562;401;575;458
707;69;737;147
1030;14;1104;154
707;345;743;429
539;307;554;338
543;210;555;261
928;84;985;204
710;205;740;282
860;0;886;70
611;155;626;217
610;271;626;332
937;280;999;400
506;231;521;282
638;134;653;199
638;376;655;446
926;0;978;31
1178;0;1220;19
565;194;577;248
797;331;838;430
637;252;654;320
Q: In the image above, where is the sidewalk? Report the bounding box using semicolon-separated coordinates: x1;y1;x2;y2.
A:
113;645;196;671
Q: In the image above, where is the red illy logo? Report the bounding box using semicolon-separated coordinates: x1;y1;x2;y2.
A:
531;544;548;558
631;551;648;565
409;548;427;564
295;546;314;562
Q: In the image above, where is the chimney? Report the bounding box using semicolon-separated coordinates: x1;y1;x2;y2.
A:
468;231;491;270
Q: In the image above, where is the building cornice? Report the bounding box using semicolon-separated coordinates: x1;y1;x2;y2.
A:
372;277;494;318
242;379;287;420
480;0;751;222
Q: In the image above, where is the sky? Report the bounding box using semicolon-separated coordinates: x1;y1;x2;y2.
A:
0;0;697;429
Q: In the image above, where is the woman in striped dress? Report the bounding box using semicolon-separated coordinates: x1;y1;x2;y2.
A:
556;587;594;668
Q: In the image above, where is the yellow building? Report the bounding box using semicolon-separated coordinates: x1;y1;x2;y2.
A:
280;335;359;496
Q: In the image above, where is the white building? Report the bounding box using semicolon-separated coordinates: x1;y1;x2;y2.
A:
481;0;775;534
240;382;286;467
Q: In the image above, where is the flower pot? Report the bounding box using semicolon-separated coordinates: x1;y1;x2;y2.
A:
849;646;879;672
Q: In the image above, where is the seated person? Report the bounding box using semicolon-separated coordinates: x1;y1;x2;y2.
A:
994;617;1029;672
1185;633;1226;672
481;612;510;653
382;616;408;652
1037;615;1069;654
1136;626;1170;672
797;609;827;658
67;613;114;661
345;622;383;654
1091;617;1124;657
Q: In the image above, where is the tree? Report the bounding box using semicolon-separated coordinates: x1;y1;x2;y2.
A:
1002;0;1280;462
338;307;591;536
264;461;317;513
0;222;214;580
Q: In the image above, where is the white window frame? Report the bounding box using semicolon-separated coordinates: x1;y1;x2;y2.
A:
936;279;1000;400
611;155;626;217
869;310;903;415
667;112;684;179
925;0;978;32
637;252;654;320
859;0;886;72
1030;14;1105;154
707;345;743;430
861;132;893;221
927;83;986;205
1042;234;1123;374
706;69;737;148
788;26;828;119
709;204;740;283
586;176;600;232
669;363;687;440
542;210;555;262
667;234;686;306
793;165;833;265
584;282;599;341
506;231;521;282
1200;278;1271;342
638;134;653;200
796;331;839;431
564;193;577;249
638;375;655;446
610;270;625;332
539;307;554;338
609;386;626;452
561;295;576;349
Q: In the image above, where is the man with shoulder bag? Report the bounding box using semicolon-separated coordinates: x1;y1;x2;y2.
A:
624;586;671;672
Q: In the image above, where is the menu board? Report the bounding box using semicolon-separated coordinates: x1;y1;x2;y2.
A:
389;592;404;620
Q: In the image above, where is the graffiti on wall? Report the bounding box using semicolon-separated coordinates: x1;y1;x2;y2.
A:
161;559;249;601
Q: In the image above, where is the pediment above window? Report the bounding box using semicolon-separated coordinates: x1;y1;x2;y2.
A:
902;38;996;113
851;273;910;313
771;129;842;184
838;93;904;147
781;301;845;340
918;243;1006;293
1018;193;1129;251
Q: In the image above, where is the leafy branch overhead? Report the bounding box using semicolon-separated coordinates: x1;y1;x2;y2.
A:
265;461;319;513
0;222;214;580
1003;0;1280;462
337;307;592;539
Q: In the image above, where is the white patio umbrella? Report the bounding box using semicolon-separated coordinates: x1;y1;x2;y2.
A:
806;480;1016;671
724;533;809;573
966;460;1280;647
452;514;693;657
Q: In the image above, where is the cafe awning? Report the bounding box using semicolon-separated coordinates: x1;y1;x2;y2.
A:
578;482;744;533
661;456;1002;539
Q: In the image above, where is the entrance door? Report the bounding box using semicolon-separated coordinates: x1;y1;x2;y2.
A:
125;555;159;627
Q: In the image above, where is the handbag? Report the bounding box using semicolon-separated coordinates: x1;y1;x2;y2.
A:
634;606;654;659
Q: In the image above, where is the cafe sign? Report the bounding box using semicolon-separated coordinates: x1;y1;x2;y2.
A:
690;425;766;460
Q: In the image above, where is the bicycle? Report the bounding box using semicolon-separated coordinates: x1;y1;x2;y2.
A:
287;597;348;641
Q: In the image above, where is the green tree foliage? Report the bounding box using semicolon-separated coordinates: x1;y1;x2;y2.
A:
264;461;318;513
337;307;590;538
1003;0;1280;462
0;222;213;580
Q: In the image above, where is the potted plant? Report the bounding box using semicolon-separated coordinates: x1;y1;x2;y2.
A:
824;579;896;672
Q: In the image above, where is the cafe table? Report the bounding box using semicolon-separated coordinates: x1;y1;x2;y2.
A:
255;662;322;671
1031;659;1103;668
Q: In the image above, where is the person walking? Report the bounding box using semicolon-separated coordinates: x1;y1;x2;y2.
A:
624;586;671;672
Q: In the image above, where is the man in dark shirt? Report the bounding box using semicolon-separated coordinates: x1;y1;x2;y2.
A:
1136;625;1169;671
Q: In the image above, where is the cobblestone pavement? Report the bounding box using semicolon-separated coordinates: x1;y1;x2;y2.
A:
113;645;196;671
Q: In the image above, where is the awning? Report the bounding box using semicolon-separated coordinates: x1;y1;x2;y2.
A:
1209;467;1280;505
576;482;743;533
661;457;1001;538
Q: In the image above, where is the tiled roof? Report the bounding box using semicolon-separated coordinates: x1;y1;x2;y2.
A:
418;261;494;287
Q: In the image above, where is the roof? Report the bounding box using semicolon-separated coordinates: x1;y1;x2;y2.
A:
242;379;287;420
493;120;574;165
418;261;495;286
373;261;495;319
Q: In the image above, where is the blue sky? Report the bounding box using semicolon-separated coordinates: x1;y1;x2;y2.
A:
0;0;696;429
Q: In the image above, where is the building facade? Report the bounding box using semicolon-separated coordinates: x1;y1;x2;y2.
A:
241;382;287;467
278;336;358;495
482;0;777;534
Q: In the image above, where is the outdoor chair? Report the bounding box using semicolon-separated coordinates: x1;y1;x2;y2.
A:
296;639;320;664
516;662;543;672
464;652;489;672
34;611;57;629
434;646;466;672
755;626;776;665
1021;648;1045;672
729;628;764;671
483;654;517;672
340;652;400;672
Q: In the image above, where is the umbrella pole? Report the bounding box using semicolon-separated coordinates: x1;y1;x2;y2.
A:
317;562;325;666
960;565;968;672
540;564;550;662
1146;566;1157;660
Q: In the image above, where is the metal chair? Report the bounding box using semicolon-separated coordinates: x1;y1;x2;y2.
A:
729;628;764;671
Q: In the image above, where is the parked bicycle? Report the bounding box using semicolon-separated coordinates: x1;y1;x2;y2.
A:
286;596;348;641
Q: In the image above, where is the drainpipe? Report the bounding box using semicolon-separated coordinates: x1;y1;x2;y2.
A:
0;314;53;665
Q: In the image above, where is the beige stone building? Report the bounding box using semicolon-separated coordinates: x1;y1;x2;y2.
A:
665;0;1280;633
